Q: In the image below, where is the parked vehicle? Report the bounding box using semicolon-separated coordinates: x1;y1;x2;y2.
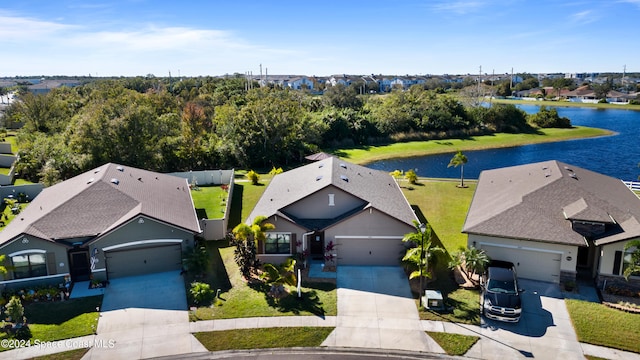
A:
481;260;524;322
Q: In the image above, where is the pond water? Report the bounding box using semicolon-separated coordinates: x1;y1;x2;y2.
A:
367;105;640;181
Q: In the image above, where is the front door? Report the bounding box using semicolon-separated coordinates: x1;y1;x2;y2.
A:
310;232;324;260
69;249;91;282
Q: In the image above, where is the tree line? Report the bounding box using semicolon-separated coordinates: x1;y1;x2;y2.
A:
2;76;570;185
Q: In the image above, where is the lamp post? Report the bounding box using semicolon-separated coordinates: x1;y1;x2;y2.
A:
418;223;426;298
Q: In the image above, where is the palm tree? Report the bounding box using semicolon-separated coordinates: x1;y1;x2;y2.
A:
402;221;445;296
261;258;297;301
448;150;468;188
231;215;275;278
448;247;490;287
623;239;640;280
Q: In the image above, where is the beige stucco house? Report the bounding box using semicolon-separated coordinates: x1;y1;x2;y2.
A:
247;157;418;266
463;160;640;288
0;164;201;288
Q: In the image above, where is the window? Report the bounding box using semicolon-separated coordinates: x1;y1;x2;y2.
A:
12;253;47;279
265;233;291;254
328;194;335;206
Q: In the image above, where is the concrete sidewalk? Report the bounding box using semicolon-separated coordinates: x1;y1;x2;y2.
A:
4;315;640;360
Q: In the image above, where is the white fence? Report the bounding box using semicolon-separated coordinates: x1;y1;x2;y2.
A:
169;169;235;241
622;181;640;197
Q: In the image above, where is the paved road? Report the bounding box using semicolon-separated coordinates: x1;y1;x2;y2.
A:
152;348;455;360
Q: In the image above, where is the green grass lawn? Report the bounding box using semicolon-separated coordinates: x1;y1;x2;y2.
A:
0;203;28;231
12;178;35;185
30;348;89;360
229;181;270;229
402;179;476;255
492;98;640;111
335;126;610;165
426;331;479;356
0;167;10;176
194;327;334;351
418;286;481;325
191;185;230;219
2;133;19;154
0;296;102;351
566;299;640;353
189;241;337;321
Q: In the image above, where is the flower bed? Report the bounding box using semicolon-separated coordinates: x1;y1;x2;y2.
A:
602;285;640;314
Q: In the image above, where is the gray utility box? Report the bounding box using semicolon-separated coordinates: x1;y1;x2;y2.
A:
422;290;444;311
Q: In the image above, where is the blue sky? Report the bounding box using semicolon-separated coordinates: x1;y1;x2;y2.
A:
1;0;638;77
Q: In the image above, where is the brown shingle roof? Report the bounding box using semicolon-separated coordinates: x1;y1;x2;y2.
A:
0;164;200;246
247;157;417;229
463;160;640;246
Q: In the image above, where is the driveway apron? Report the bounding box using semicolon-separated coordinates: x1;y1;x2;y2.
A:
82;271;208;359
100;271;187;311
322;266;444;353
467;279;585;360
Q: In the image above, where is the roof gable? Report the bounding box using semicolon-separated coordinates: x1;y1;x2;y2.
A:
248;157;417;229
463;160;640;246
0;163;200;246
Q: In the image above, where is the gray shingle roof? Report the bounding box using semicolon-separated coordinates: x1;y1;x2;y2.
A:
0;163;201;246
247;157;417;229
463;160;640;246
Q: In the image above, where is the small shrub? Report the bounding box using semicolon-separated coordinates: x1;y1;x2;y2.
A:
405;169;418;184
269;167;283;176
190;282;214;306
246;170;260;185
6;296;24;323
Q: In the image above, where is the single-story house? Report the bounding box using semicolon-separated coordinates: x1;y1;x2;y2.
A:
463;160;640;288
247;157;418;266
0;163;201;288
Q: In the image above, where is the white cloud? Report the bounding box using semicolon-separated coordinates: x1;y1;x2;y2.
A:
570;10;599;24
0;13;76;40
430;1;485;14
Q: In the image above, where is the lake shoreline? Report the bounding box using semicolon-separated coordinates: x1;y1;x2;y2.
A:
491;98;640;111
337;126;613;165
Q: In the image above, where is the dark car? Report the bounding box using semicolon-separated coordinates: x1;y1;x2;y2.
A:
481;260;523;322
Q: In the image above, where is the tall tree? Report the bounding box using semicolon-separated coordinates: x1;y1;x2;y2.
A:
593;81;613;101
448;150;468;187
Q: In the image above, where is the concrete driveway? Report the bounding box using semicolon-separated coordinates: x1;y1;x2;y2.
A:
466;279;584;359
80;271;207;359
322;266;443;353
100;270;187;311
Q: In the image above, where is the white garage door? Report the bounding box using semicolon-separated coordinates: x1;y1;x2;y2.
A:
336;237;405;266
480;244;561;283
105;244;182;279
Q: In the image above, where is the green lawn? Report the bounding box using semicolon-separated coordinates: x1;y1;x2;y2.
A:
402;179;477;255
231;181;270;229
194;327;334;351
189;241;337;321
418;286;481;325
0;296;102;351
492;98;640;111
427;331;479;356
0;167;10;176
12;178;35;185
30;348;90;360
335;126;610;165
191;185;230;219
566;299;640;353
0;203;28;231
